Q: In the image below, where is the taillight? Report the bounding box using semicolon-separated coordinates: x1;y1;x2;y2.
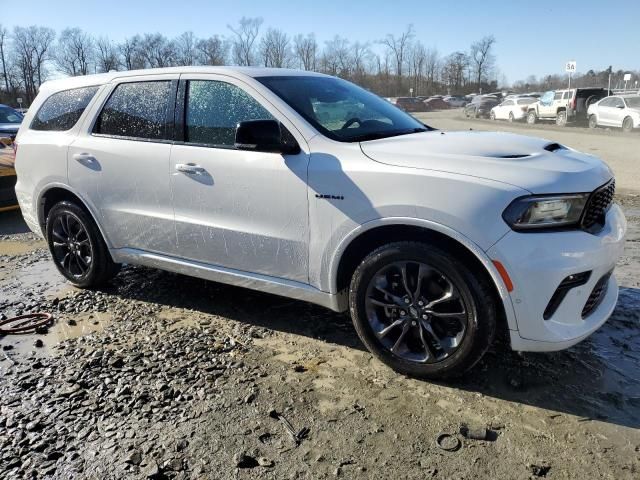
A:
570;97;576;110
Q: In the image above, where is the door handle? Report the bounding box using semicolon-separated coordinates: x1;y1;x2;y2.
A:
73;152;96;163
175;163;206;175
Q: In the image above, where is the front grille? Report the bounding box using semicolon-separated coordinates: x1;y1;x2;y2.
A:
581;272;611;318
581;180;615;232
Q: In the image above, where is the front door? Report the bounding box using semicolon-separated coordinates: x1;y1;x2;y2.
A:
68;75;178;254
169;75;310;283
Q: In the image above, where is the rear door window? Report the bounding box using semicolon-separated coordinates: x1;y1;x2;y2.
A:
31;86;99;131
184;80;274;147
94;81;173;140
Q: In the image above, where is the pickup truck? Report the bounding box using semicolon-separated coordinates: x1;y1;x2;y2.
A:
526;88;610;126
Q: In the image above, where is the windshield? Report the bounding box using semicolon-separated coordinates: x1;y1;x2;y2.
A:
257;76;430;142
0;106;22;124
625;97;640;108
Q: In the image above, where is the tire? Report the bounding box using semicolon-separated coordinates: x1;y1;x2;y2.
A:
588;115;598;129
474;110;480;119
349;242;497;379
556;110;567;126
622;116;634;133
508;112;515;123
46;201;121;288
489;111;496;121
526;111;537;125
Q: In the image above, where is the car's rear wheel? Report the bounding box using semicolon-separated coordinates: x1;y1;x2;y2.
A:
622;116;634;133
508;112;515;123
526;111;537;124
46;201;121;288
489;111;496;120
588;115;598;129
349;242;496;379
556;110;567;126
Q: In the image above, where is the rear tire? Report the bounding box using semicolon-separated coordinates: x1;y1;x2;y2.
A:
349;242;497;379
490;111;496;121
556;110;567;126
46;201;121;288
622;116;634;133
588;115;598;129
526;111;537;124
508;112;515;123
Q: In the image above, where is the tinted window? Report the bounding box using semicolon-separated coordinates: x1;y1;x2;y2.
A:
95;81;172;140
554;92;563;100
185;81;273;147
502;100;514;106
31;86;98;131
0;106;22;124
611;97;624;108
599;97;615;107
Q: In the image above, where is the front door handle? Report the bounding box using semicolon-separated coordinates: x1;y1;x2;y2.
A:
73;152;96;164
175;163;206;175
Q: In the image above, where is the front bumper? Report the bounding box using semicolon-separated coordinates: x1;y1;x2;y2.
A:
488;204;626;351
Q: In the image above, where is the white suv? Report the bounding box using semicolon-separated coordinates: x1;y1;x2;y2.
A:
14;67;626;379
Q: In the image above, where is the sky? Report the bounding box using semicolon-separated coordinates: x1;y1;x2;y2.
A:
1;0;638;84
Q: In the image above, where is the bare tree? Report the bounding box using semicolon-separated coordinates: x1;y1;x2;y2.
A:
228;17;262;66
12;26;55;101
321;36;350;78
196;36;228;66
139;33;176;68
469;35;496;89
293;33;317;70
0;25;9;92
381;25;413;89
95;37;119;72
260;28;290;68
441;52;469;93
55;27;94;76
176;31;197;66
119;35;145;70
351;41;370;81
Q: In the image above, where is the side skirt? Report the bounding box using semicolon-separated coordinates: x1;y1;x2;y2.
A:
111;248;348;313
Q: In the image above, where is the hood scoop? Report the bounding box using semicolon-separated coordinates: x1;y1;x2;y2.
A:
544;142;566;152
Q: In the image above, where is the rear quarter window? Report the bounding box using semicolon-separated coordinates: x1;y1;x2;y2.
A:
30;86;99;131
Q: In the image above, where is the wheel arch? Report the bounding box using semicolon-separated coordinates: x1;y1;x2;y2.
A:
37;184;112;249
330;219;517;336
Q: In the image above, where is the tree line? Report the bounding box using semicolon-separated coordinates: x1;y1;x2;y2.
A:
0;18;636;108
0;19;501;105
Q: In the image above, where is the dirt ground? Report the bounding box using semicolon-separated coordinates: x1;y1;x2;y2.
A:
1;114;639;479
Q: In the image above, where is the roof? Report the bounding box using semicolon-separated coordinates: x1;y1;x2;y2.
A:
38;66;329;92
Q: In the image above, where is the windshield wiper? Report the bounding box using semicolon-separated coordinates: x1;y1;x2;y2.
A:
349;127;428;143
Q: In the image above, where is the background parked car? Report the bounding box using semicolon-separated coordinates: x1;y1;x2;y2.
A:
0;137;17;212
443;95;468;107
588;95;640;132
423;97;450;110
490;97;537;122
464;95;501;118
389;96;430;112
526;88;610;126
0;104;23;140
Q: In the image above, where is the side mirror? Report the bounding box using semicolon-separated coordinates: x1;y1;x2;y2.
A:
235;120;300;155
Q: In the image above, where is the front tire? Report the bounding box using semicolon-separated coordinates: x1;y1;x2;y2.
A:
349;242;496;379
508;112;515;123
46;201;121;288
556;110;567;126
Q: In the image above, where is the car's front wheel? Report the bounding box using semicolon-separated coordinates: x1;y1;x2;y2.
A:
526;111;537;124
556;110;567;126
349;242;496;379
46;201;121;288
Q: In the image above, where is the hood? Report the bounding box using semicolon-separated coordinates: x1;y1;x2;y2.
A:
360;130;613;194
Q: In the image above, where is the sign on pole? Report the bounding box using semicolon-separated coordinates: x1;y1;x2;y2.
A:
624;73;631;81
565;61;576;89
16;97;22;105
409;87;414;96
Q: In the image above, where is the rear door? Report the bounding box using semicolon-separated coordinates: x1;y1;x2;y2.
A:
609;97;626;127
596;97;616;126
68;74;178;254
169;74;310;282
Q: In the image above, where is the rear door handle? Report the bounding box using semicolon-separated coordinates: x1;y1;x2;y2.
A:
175;163;206;175
73;152;96;163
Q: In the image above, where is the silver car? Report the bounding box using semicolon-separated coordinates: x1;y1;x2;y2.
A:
587;95;640;132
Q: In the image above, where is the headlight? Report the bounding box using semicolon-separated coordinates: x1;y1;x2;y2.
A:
502;194;589;230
